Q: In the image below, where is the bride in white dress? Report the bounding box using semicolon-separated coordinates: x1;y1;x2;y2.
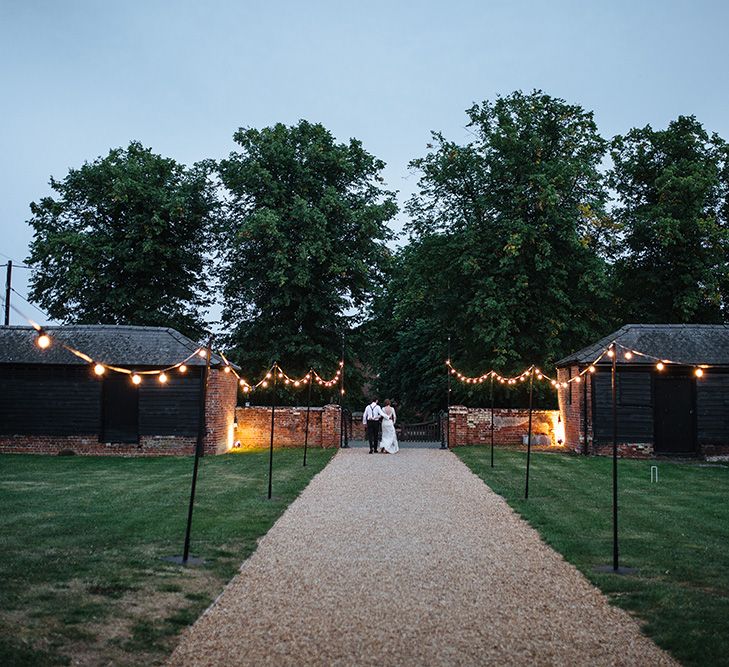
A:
379;399;399;454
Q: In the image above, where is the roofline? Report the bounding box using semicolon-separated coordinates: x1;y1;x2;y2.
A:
0;324;236;369
555;323;729;367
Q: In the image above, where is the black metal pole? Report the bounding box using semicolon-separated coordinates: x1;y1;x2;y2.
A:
583;367;589;455
443;335;451;449
182;335;213;564
340;336;347;447
490;373;495;467
611;345;619;571
268;365;277;500
303;373;312;467
524;367;534;500
4;260;11;326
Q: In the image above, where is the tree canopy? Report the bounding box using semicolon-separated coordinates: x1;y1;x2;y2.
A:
216;120;398;385
26;141;216;339
20;99;729;413
372;91;613;414
610;116;729;323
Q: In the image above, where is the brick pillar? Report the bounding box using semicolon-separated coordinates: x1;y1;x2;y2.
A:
557;365;591;454
321;404;341;448
448;405;469;446
204;368;238;454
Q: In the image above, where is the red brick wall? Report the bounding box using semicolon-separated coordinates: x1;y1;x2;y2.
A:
556;365;593;454
447;406;560;448
203;368;238;454
233;404;341;450
0;434;197;456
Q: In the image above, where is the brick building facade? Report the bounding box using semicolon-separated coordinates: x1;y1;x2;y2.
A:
0;325;238;456
556;325;729;459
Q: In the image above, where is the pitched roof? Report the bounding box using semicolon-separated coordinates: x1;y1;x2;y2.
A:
556;324;729;367
0;325;227;368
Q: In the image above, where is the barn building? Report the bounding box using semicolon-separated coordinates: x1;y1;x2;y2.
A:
0;325;238;456
556;324;729;458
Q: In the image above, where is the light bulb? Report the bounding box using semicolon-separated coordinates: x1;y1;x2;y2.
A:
132;374;142;385
159;372;168;384
695;368;704;378
93;364;105;376
179;364;187;373
36;333;51;349
656;362;665;371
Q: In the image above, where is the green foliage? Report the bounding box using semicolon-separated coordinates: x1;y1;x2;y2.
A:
610;116;729;322
216;120;398;394
373;91;612;415
457;447;729;667
26;142;216;339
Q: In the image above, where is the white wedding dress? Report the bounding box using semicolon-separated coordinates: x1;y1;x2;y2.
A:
380;407;399;454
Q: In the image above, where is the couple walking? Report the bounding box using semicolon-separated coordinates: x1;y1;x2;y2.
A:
362;398;399;454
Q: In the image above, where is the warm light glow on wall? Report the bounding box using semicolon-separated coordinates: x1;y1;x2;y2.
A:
554;414;566;446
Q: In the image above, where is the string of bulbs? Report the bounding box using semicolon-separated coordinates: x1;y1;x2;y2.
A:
16;302;344;391
447;339;714;389
225;359;344;395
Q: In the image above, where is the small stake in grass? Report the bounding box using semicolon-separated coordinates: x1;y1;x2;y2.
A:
651;465;658;483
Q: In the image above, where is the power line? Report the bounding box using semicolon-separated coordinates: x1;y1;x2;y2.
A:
10;287;58;324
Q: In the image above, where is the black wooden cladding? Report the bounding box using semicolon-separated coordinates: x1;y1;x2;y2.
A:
592;367;729;449
101;372;139;442
697;375;729;445
139;371;200;436
653;376;695;452
0;365;101;435
592;370;653;444
0;364;201;439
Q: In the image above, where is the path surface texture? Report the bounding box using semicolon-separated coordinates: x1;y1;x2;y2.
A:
169;449;675;666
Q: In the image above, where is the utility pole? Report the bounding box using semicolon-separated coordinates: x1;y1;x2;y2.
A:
4;260;11;326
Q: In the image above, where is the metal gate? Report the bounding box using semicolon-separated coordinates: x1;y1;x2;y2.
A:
396;417;442;442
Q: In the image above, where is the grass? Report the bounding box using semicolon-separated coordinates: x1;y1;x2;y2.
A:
0;447;335;666
455;446;729;667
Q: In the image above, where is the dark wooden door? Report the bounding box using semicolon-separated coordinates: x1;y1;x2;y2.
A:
653;376;695;453
101;374;139;443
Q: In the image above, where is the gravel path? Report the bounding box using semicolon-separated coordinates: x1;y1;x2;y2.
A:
169;448;676;666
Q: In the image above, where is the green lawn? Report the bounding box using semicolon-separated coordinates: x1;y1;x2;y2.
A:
455;446;729;667
0;448;335;666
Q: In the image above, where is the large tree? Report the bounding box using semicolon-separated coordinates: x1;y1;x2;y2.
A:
374;91;612;414
26;141;216;339
609;116;729;323
217;120;398;382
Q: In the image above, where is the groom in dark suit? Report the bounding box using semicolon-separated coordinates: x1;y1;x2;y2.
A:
362;398;383;454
